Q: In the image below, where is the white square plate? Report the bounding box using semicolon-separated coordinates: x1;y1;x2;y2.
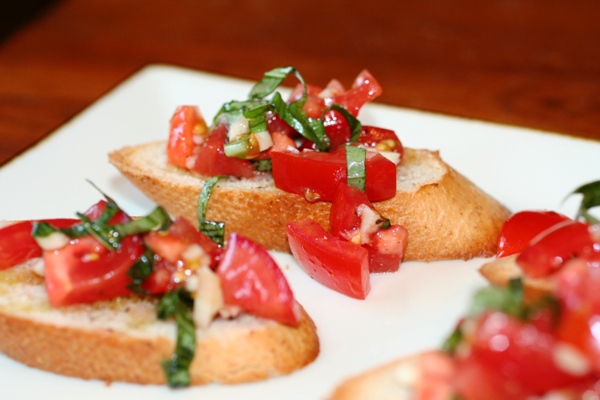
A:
1;65;598;400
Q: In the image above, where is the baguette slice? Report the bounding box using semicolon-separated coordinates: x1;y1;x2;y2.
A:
0;259;319;385
328;350;455;400
109;141;510;262
479;254;555;299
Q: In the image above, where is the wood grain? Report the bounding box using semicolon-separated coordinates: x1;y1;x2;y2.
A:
0;0;599;166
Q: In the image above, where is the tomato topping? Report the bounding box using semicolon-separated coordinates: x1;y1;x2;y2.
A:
190;124;255;178
83;199;132;224
143;217;222;294
364;225;408;273
496;210;571;258
330;183;407;272
289;70;382;118
271;146;396;202
0;219;79;270
167;105;208;168
216;233;299;326
457;311;585;397
357;125;403;156
516;220;595;278
286;220;370;299
44;234;145;307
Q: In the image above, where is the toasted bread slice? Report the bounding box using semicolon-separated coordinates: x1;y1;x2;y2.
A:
109;141;510;262
479;254;555;300
0;260;319;385
328;350;455;400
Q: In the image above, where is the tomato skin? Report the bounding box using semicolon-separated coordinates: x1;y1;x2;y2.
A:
330;183;407;272
357;126;403;155
364;225;408;273
497;211;571;258
143;217;222;294
83;199;131;224
167;105;208;169
44;234;145;307
517;220;594;278
326;70;382;117
216;233;299;326
191;124;255;178
271;146;396;202
0;219;79;270
286;220;370;299
462;311;584;396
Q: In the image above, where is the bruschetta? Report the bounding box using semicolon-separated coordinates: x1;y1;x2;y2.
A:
109;66;510;268
329;180;600;399
0;198;319;386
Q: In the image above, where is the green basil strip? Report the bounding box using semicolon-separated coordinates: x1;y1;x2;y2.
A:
197;176;225;245
199;220;225;246
127;247;155;295
157;289;196;388
441;324;463;355
31;221;62;238
75;213;121;250
345;145;367;191
113;207;172;237
570;180;600;224
249;66;305;100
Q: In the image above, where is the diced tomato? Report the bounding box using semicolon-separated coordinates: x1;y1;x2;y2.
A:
497;211;571;258
143;217;222;294
286;220;370;299
83;199;131;224
44;234;145;306
271;146;396;202
460;311;585;396
364;225;408;273
323;109;352;150
416;351;456;400
167;105;208;168
266;112;298;138
0;219;79;270
330;183;407;272
516;220;595;278
288;70;382;118
327;70;382;117
216;233;299;326
357;126;403;156
190;124;255;178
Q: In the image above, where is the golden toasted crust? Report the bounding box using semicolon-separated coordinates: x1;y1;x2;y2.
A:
0;264;319;385
479;254;554;300
328;350;454;400
109;142;510;261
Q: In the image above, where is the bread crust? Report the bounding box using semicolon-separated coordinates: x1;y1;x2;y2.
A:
109;141;510;262
0;264;319;385
479;254;554;300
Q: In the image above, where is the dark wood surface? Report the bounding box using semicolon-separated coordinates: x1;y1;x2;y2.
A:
1;0;599;166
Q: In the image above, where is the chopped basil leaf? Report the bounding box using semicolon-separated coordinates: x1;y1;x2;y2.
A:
197;176;226;245
157;289;196;387
199;220;225;246
346;145;367;191
31;221;61;238
325;104;362;142
468;278;560;323
127;247;155;295
113;207;172;237
249;66;305;100
570;180;600;224
441;323;463;355
76;213;121;250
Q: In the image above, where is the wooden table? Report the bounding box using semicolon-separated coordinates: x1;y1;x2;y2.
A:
1;0;599;166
